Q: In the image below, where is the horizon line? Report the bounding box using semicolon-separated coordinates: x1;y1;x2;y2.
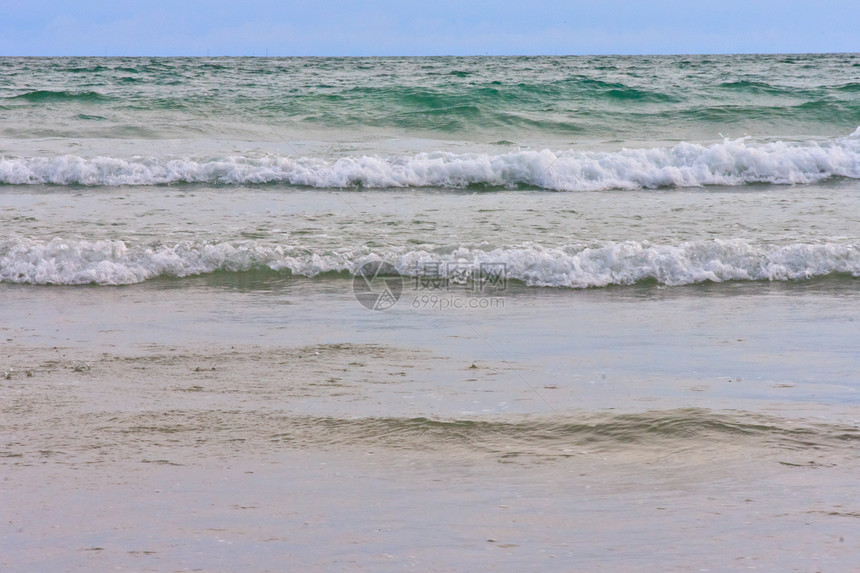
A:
1;51;857;58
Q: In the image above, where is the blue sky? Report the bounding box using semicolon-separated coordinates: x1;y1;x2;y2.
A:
1;0;857;56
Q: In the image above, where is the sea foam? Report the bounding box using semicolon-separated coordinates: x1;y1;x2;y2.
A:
1;131;859;190
2;237;857;287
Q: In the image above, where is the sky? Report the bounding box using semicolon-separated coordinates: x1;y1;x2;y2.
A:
1;0;858;57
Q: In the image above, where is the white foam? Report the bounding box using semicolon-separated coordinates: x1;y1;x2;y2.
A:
1;131;859;190
2;237;857;287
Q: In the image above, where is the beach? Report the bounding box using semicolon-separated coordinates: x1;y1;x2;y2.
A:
1;54;859;571
3;271;859;571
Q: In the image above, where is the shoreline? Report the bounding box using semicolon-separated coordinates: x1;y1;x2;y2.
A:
2;338;858;572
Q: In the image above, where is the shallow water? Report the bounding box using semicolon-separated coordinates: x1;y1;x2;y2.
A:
3;273;860;570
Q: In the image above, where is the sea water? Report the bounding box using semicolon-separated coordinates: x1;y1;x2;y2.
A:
1;55;859;571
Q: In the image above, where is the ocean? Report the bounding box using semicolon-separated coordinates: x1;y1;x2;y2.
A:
1;54;859;571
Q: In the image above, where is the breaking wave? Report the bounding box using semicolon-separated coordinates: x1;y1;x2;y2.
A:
1;237;857;287
1;131;859;191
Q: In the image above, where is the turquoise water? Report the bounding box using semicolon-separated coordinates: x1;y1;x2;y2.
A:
2;54;860;146
1;55;859;287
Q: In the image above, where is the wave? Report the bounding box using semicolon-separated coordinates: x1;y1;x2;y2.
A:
1;237;857;287
72;406;860;460
2;131;859;190
559;76;681;103
716;80;823;98
7;89;113;103
267;409;860;455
